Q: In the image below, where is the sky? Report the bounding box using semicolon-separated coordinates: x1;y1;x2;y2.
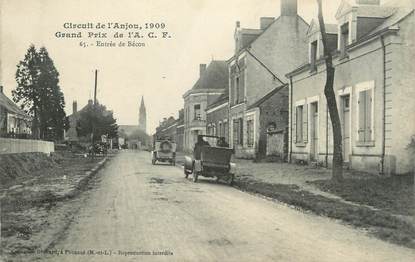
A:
0;0;345;134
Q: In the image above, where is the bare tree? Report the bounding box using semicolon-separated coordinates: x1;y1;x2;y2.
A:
317;0;343;181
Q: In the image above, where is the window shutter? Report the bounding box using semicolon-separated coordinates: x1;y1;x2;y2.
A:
365;90;372;142
293;108;297;143
239;118;244;145
239;70;245;103
303;104;308;143
230;76;235;105
233;120;237;147
358;91;366;142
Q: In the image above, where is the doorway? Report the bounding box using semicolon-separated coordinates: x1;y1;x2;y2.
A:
342;95;351;162
310;102;319;161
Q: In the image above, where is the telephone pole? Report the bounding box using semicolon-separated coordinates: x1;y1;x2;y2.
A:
92;69;98;158
94;69;98;105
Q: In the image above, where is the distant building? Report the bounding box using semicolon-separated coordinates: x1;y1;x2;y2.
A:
153;109;184;151
287;0;415;175
176;109;184;152
138;96;147;133
0;86;32;138
117;96;149;149
182;61;229;151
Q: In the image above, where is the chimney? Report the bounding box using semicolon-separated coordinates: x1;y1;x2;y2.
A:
260;17;275;30
200;64;207;77
355;0;380;5
236;21;240;28
280;0;297;16
72;100;77;114
0;86;3;93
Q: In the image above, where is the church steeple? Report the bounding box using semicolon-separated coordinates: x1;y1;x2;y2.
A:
139;96;147;133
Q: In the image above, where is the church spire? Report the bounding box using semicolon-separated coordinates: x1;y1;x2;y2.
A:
139;96;147;133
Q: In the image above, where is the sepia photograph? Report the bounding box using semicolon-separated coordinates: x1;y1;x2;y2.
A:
0;0;414;261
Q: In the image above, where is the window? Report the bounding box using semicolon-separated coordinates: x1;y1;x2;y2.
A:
233;118;243;146
235;76;240;104
237;70;245;103
296;105;304;143
340;23;349;57
310;40;318;71
239;118;243;145
233;119;239;146
358;89;373;143
194;104;201;120
230;65;237;105
344;96;350;109
247;119;254;147
218;122;222;138
230;60;245;106
223;121;228;142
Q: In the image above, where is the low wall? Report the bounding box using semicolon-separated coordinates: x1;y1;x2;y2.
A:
0;138;54;155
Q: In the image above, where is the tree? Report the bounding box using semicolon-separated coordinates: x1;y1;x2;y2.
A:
37;47;67;140
317;0;343;181
76;103;118;142
13;45;40;138
13;45;67;140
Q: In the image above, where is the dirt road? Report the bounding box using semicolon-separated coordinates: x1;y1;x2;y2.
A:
43;151;414;262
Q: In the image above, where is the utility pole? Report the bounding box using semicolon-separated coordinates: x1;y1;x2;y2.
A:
94;69;98;105
92;69;98;159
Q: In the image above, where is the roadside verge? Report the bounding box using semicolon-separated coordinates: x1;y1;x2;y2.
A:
1;152;111;261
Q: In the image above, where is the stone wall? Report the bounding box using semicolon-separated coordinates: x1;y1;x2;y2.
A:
0;138;54;155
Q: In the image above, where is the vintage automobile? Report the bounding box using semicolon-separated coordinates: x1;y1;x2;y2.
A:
184;135;235;185
151;139;176;165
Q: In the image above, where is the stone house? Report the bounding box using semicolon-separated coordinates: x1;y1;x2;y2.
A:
246;85;289;159
206;92;229;144
153;109;184;152
0;86;32;138
228;0;309;158
183;61;228;152
176;109;184;152
287;0;415;175
155;116;177;140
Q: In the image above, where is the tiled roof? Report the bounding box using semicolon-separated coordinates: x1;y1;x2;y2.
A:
287;2;413;78
366;6;413;36
0;92;29;117
207;93;229;110
240;28;263;35
67;101;93;120
191;60;229;90
248;84;287;110
357;5;395;17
